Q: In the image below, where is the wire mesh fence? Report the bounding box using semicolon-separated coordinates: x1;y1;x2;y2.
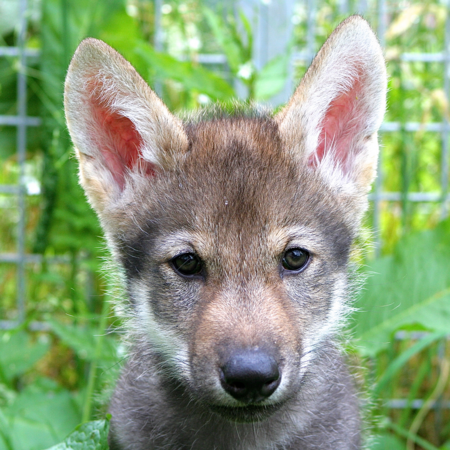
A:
0;0;38;329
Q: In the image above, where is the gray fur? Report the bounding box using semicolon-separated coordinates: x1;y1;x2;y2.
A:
108;343;360;450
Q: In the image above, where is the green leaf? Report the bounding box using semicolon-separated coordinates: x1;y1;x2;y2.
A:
98;9;235;102
134;42;235;101
45;419;110;450
0;415;56;450
254;54;289;100
203;8;244;74
0;379;80;450
373;330;448;397
98;8;145;64
387;420;440;450
237;9;253;58
0;332;50;384
353;219;450;356
0;409;14;450
369;433;405;450
48;319;118;362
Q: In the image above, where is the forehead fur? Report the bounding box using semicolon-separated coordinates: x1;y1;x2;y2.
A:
178;109;353;235
113;108;355;278
182;113;298;229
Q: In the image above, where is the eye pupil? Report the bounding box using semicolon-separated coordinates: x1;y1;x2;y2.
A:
171;253;203;276
282;248;310;272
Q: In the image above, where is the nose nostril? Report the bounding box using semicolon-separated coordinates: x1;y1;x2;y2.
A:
229;381;246;390
261;378;280;397
220;349;281;403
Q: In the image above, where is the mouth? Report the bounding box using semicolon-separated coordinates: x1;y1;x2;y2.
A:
208;402;283;423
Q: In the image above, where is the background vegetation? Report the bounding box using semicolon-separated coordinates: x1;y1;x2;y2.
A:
0;0;449;449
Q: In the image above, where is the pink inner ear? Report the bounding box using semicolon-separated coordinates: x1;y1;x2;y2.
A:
309;76;364;171
89;96;156;190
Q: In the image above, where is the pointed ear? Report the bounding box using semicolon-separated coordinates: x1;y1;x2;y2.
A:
64;38;188;213
275;16;386;192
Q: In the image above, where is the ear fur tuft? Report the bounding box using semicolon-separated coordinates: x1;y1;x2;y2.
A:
64;38;188;213
275;16;387;193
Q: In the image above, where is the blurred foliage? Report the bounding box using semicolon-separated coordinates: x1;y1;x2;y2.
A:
352;220;450;449
354;219;450;357
0;0;449;448
203;7;290;100
45;419;110;450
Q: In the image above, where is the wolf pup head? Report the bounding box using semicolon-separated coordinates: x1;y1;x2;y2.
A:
65;14;386;443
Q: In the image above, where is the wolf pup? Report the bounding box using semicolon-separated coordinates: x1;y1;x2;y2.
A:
65;15;386;450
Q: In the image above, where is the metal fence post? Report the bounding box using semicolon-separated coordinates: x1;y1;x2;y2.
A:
16;0;28;325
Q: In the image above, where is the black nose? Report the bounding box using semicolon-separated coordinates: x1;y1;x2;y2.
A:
220;349;281;404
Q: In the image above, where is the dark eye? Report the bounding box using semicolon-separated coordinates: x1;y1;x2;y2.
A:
171;253;203;277
282;248;310;272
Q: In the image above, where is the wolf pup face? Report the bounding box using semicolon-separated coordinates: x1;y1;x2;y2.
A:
65;15;386;450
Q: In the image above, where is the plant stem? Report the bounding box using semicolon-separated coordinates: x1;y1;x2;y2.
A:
82;294;110;423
